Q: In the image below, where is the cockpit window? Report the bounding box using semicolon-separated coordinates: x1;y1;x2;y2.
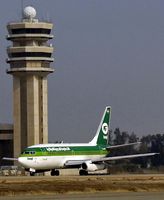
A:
24;151;35;155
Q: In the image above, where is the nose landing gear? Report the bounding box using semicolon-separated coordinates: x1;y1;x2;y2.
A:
30;171;35;176
29;168;36;176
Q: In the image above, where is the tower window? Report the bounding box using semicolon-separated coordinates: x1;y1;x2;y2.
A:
11;28;51;34
10;52;52;58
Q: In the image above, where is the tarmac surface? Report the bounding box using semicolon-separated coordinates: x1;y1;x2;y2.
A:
0;174;164;198
0;192;164;200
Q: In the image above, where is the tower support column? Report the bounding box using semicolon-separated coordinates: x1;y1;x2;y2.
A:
39;77;48;144
27;75;40;146
13;77;21;157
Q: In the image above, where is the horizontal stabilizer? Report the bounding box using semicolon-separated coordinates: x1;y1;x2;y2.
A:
2;157;18;161
107;142;141;150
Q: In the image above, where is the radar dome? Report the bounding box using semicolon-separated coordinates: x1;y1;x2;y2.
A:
23;6;36;19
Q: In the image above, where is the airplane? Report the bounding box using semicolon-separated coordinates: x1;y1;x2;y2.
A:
3;106;158;176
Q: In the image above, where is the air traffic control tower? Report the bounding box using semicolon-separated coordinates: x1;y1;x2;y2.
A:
6;6;54;157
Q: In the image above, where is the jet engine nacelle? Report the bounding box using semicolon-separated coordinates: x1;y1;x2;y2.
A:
81;161;106;172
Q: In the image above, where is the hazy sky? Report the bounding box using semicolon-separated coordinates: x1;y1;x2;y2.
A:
0;0;164;143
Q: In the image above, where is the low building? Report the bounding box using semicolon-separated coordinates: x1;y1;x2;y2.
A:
0;123;13;165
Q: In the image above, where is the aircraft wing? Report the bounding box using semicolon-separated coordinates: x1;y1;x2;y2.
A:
2;157;18;161
106;142;141;150
92;153;159;163
64;153;158;168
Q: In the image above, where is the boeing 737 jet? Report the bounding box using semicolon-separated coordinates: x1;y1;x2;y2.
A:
4;107;158;176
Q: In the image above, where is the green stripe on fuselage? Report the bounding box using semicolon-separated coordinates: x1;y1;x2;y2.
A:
20;145;108;157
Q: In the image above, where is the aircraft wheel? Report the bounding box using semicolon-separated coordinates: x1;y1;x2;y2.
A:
79;170;88;176
51;169;60;176
55;170;60;176
30;171;35;176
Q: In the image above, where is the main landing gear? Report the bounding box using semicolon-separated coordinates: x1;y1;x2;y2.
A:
51;169;60;176
79;169;88;176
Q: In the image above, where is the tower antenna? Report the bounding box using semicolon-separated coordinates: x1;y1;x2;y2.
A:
21;0;24;19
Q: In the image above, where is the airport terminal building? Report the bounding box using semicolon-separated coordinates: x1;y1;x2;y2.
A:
0;124;13;165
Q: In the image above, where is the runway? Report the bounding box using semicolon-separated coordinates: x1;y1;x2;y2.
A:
0;192;164;200
0;174;164;198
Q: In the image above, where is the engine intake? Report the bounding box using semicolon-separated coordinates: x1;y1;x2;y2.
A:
81;161;106;172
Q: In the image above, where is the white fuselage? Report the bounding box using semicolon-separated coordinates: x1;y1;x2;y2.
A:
18;155;104;170
18;143;106;170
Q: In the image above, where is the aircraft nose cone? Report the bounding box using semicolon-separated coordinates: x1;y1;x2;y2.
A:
18;157;25;165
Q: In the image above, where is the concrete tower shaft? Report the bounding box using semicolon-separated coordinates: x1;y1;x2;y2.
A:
6;7;54;157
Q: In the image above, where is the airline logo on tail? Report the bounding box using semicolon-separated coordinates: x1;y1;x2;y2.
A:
102;123;108;139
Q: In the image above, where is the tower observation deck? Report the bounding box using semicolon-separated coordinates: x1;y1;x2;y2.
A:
6;6;54;157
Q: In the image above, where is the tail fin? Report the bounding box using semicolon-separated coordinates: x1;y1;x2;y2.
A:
89;106;111;146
